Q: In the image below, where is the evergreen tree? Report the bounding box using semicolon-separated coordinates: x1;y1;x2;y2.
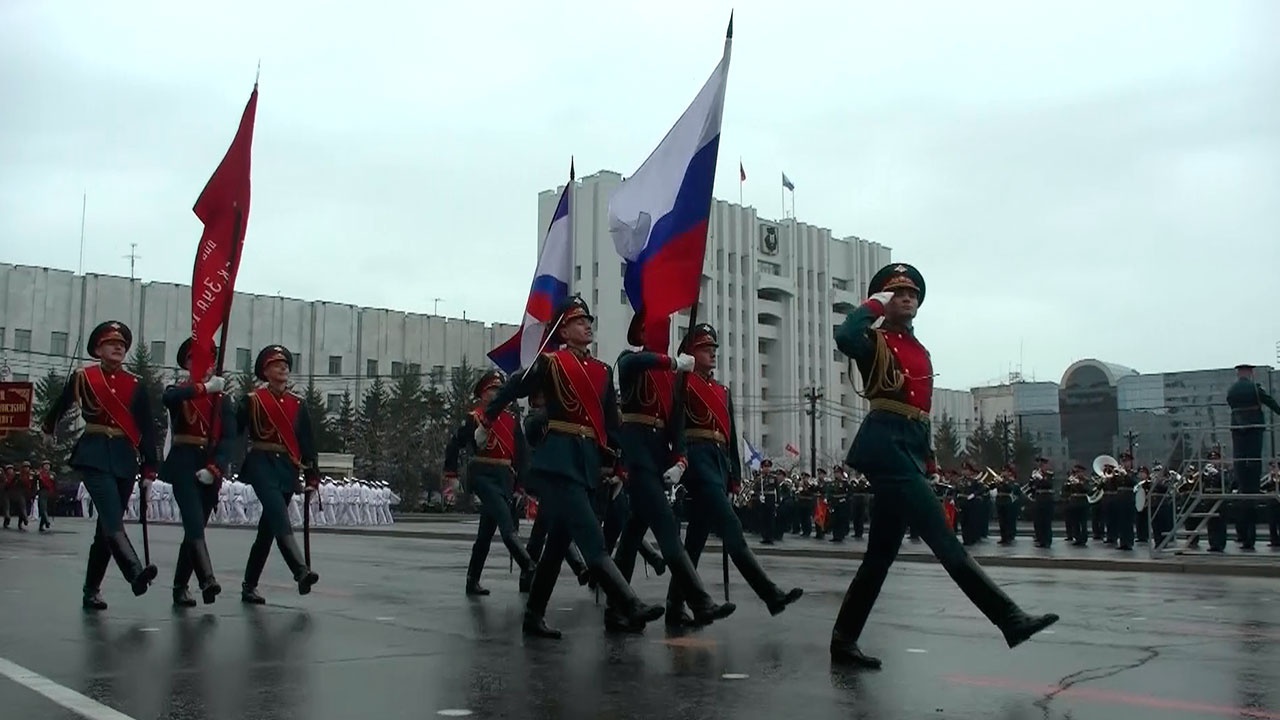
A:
421;369;451;497
127;343;168;462
990;415;1016;467
933;414;962;471
384;372;428;504
335;388;356;453
445;359;483;432
1012;428;1042;478
32;369;75;473
302;383;341;453
964;419;995;467
354;377;390;481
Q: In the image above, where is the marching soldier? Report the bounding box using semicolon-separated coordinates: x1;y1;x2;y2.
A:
2;464;20;529
664;323;803;623
18;461;35;525
444;369;536;596
237;345;321;605
830;263;1056;668
1063;464;1089;546
519;389;592;593
610;311;735;631
36;460;56;531
41;320;160;609
480;296;664;638
1226;364;1280;550
995;464;1019;544
1031;457;1055;548
164;339;234;607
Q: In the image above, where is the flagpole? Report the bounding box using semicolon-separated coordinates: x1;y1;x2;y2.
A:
738;157;743;206
781;175;786;219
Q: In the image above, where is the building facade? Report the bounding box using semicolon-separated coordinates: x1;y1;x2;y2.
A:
0;263;518;414
542;170;893;463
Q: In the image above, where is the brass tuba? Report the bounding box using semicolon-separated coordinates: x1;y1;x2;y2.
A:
1092;454;1127;478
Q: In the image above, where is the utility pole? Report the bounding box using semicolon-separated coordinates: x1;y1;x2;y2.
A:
804;386;823;477
433;298;443;315
123;242;140;279
1124;429;1138;461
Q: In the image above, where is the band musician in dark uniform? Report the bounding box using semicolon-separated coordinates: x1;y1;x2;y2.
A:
829;263;1057;669
1226;364;1280;550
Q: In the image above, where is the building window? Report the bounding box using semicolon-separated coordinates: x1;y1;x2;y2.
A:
391;361;404;377
575;265;581;281
366;359;378;378
50;332;69;357
294;354;303;375
620;289;628;305
0;328;5;345
12;373;28;382
328;356;342;376
592;289;598;306
832;278;848;290
761;387;768;400
408;363;421;376
236;348;251;372
150;340;166;364
593;261;598;277
432;365;445;382
620;262;626;278
326;393;342;413
14;329;31;352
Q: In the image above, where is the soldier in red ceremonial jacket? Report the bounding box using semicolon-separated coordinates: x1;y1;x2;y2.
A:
665;324;803;624
37;460;56;531
18;461;35;524
237;345;320;605
444;369;535;596
481;296;664;638
829;262;1058;669
164;338;235;608
611;311;736;632
41;320;160;610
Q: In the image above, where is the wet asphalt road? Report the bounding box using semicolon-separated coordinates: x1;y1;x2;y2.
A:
2;519;1279;720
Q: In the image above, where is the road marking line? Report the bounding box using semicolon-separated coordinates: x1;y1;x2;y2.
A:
906;648;928;653
721;673;749;680
437;709;473;716
0;656;137;720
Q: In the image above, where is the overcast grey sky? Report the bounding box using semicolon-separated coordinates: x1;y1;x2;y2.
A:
2;1;1277;390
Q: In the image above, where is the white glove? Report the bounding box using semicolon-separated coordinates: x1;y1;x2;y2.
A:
674;353;696;373
474;426;489;447
662;462;686;486
868;290;894;306
203;376;226;393
196;468;216;486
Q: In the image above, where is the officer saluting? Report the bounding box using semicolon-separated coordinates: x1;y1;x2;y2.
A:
443;369;535;596
1226;364;1280;550
481;296;664;638
830;263;1057;669
237;345;321;604
41;320;160;610
164;339;235;607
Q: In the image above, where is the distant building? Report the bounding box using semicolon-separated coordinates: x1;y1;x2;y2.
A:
0;263;518;415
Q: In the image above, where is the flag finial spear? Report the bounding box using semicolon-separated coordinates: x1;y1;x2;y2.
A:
255;59;261;87
570;156;575;181
726;10;733;39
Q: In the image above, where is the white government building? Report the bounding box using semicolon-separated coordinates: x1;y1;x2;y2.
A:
4;168;979;463
0;263;519;415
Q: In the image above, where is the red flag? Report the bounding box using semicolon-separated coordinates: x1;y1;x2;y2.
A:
739;161;746;182
189;84;258;381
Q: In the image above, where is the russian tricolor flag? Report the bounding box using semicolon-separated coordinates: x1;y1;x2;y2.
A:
488;161;575;374
609;15;733;323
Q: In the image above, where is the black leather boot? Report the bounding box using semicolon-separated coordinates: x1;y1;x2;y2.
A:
107;531;157;597
593;559;663;629
465;576;490;596
82;537;110;611
566;545;590;586
732;545;802;615
639;540;666;576
277;534;318;595
830;629;882;669
172;542;196;607
241;534;271;604
518;569;533;593
667;548;736;625
1000;611;1059;648
523;610;562;639
189;538;221;604
522;556;563;639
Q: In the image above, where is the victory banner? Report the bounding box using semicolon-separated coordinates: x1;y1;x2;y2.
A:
0;382;35;437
